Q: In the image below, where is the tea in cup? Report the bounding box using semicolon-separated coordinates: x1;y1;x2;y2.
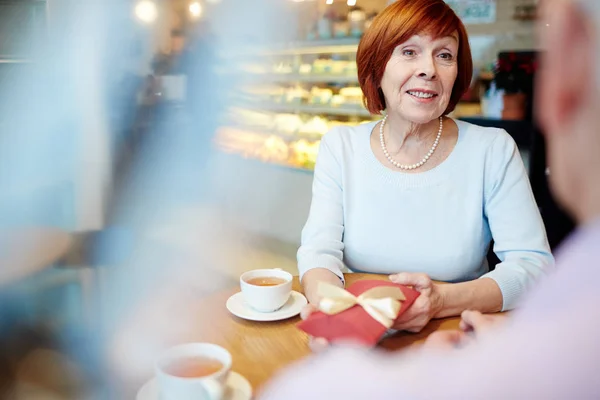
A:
155;343;231;400
240;269;293;312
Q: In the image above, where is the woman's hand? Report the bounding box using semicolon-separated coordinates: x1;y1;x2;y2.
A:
389;272;445;333
300;268;344;352
301;268;344;305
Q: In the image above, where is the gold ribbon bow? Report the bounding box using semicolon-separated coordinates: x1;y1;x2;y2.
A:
317;282;406;328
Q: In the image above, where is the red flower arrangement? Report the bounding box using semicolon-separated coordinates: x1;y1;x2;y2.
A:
494;51;537;94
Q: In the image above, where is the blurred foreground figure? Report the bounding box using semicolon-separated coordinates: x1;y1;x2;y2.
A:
1;0;296;397
260;1;600;398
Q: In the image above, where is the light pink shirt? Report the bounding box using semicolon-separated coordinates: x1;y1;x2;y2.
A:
260;219;600;400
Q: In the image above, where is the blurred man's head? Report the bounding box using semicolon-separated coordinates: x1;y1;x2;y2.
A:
537;0;600;223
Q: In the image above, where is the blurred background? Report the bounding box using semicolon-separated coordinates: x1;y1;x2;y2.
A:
0;0;573;398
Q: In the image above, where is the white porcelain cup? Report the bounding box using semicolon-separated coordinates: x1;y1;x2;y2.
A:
155;343;231;400
240;269;293;312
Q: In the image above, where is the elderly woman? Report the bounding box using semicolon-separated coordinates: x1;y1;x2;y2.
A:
299;0;553;334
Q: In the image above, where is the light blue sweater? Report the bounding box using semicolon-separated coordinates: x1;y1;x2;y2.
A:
297;119;554;311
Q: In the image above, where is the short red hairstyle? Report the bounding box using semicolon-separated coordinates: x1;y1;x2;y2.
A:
357;0;472;115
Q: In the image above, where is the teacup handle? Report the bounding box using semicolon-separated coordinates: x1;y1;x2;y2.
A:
202;378;224;400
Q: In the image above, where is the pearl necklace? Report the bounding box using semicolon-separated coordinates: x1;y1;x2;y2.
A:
379;115;443;170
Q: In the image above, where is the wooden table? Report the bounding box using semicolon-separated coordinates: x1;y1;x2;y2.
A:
161;273;462;393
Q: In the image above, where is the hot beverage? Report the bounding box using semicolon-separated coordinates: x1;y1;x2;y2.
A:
245;276;287;286
164;357;223;378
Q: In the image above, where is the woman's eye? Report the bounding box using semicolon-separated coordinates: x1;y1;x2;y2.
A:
402;49;416;56
439;52;454;60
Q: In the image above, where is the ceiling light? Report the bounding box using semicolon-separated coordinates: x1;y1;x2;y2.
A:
189;1;202;18
134;0;157;23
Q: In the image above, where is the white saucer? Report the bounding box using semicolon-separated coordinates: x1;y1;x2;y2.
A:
226;291;307;322
136;371;252;400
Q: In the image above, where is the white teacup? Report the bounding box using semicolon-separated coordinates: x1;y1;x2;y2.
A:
240;269;293;312
155;343;231;400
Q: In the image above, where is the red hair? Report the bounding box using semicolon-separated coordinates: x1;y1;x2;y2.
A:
357;0;472;115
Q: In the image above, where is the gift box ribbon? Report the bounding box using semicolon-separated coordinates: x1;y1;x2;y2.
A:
317;282;406;328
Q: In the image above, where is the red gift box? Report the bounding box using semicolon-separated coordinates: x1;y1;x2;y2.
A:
297;280;420;346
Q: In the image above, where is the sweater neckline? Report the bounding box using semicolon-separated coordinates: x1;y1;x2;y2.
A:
361;118;466;187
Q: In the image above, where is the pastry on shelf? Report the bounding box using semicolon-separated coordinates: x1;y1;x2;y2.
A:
299;116;330;136
284;86;310;104
299;64;312;75
311;59;355;77
344;61;358;75
330;60;351;76
242;85;286;104
273;113;304;135
331;94;345;107
328;120;352;129
312;59;334;75
289;139;320;170
338;86;364;105
308;87;333;105
273;62;294;74
256;135;289;163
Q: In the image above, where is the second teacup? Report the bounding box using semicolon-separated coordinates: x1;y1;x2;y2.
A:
155;342;231;400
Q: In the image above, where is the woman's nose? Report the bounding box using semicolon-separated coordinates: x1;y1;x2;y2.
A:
416;56;437;79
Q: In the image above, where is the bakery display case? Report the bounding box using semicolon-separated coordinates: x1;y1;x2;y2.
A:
216;39;379;171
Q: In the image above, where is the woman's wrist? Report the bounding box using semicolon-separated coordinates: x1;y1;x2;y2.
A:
301;268;344;304
432;283;448;319
431;279;503;319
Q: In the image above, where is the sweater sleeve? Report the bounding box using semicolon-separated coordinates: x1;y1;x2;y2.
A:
481;131;554;310
297;129;346;283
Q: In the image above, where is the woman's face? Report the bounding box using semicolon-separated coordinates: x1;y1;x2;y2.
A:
380;32;459;124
